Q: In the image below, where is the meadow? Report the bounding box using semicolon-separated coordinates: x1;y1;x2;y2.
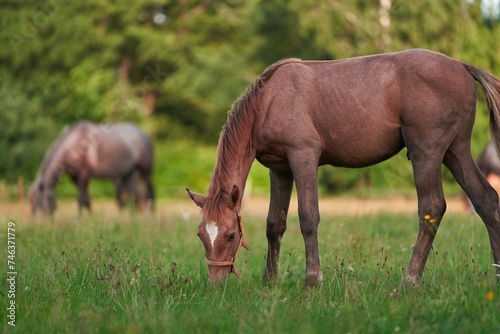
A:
1;197;500;334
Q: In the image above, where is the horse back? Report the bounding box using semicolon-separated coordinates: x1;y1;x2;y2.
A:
75;122;152;177
255;49;477;168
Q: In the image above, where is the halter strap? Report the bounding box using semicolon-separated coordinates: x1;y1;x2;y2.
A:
205;211;250;279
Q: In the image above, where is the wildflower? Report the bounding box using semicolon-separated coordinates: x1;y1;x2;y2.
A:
486;291;494;300
423;215;436;224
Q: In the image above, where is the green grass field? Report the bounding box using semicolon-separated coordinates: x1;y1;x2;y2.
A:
1;198;500;333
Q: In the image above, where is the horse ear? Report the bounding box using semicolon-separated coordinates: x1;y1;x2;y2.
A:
229;185;240;209
186;188;206;208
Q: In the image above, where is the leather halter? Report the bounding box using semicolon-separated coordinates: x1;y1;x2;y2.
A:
205;211;250;278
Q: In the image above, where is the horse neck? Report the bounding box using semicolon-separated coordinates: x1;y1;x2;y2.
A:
210;149;255;204
39;144;68;190
207;123;256;210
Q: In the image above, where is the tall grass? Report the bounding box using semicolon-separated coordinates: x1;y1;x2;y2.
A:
1;201;499;333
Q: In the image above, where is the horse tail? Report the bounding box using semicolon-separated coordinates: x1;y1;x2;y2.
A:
465;65;500;154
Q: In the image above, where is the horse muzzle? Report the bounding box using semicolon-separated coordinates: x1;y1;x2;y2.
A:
205;212;250;283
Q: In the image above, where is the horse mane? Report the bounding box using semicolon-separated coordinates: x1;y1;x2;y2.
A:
203;58;302;222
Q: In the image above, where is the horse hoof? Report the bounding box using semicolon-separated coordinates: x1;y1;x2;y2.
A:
399;275;420;290
305;272;323;289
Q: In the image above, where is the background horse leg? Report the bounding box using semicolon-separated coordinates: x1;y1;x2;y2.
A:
77;174;91;213
288;150;322;289
262;169;293;283
403;155;447;288
113;177;126;209
125;173;143;209
138;166;155;209
444;144;500;276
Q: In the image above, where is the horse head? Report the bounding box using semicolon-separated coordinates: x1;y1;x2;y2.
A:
30;179;56;216
186;185;250;284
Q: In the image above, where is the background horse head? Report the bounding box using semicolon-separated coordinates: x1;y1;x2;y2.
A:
30;174;56;214
30;121;155;216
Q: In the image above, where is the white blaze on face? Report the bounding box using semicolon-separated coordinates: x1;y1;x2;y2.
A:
206;221;218;250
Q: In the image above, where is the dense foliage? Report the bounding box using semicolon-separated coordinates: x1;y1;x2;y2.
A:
1;0;500;195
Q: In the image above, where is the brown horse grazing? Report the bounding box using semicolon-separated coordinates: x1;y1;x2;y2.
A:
186;49;500;289
30;121;155;215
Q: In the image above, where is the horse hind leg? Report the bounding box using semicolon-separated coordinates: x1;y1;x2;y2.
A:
402;152;447;288
145;175;155;209
262;169;293;284
74;174;91;214
287;149;323;289
113;177;127;209
444;145;500;276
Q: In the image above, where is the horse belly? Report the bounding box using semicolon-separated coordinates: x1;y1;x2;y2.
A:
320;128;404;168
88;143;136;177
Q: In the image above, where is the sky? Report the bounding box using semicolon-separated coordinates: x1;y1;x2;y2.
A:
481;0;500;19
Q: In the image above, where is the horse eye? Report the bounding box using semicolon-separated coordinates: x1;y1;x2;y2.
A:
228;232;235;241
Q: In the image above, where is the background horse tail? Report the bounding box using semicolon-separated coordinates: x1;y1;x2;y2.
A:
464;65;500;154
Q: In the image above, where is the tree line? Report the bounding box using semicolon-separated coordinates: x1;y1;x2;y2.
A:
1;0;499;191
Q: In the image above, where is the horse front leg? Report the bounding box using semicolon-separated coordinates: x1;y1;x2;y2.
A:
289;151;322;289
263;169;293;284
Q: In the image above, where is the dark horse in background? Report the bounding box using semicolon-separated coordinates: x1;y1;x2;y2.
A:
186;49;500;289
463;141;500;212
30;121;155;215
477;142;500;189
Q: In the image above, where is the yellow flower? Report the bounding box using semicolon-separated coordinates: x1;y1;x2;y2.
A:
486;291;494;300
423;215;436;224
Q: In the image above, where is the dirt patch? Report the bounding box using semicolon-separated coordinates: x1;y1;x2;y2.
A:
1;195;468;223
242;195;467;218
